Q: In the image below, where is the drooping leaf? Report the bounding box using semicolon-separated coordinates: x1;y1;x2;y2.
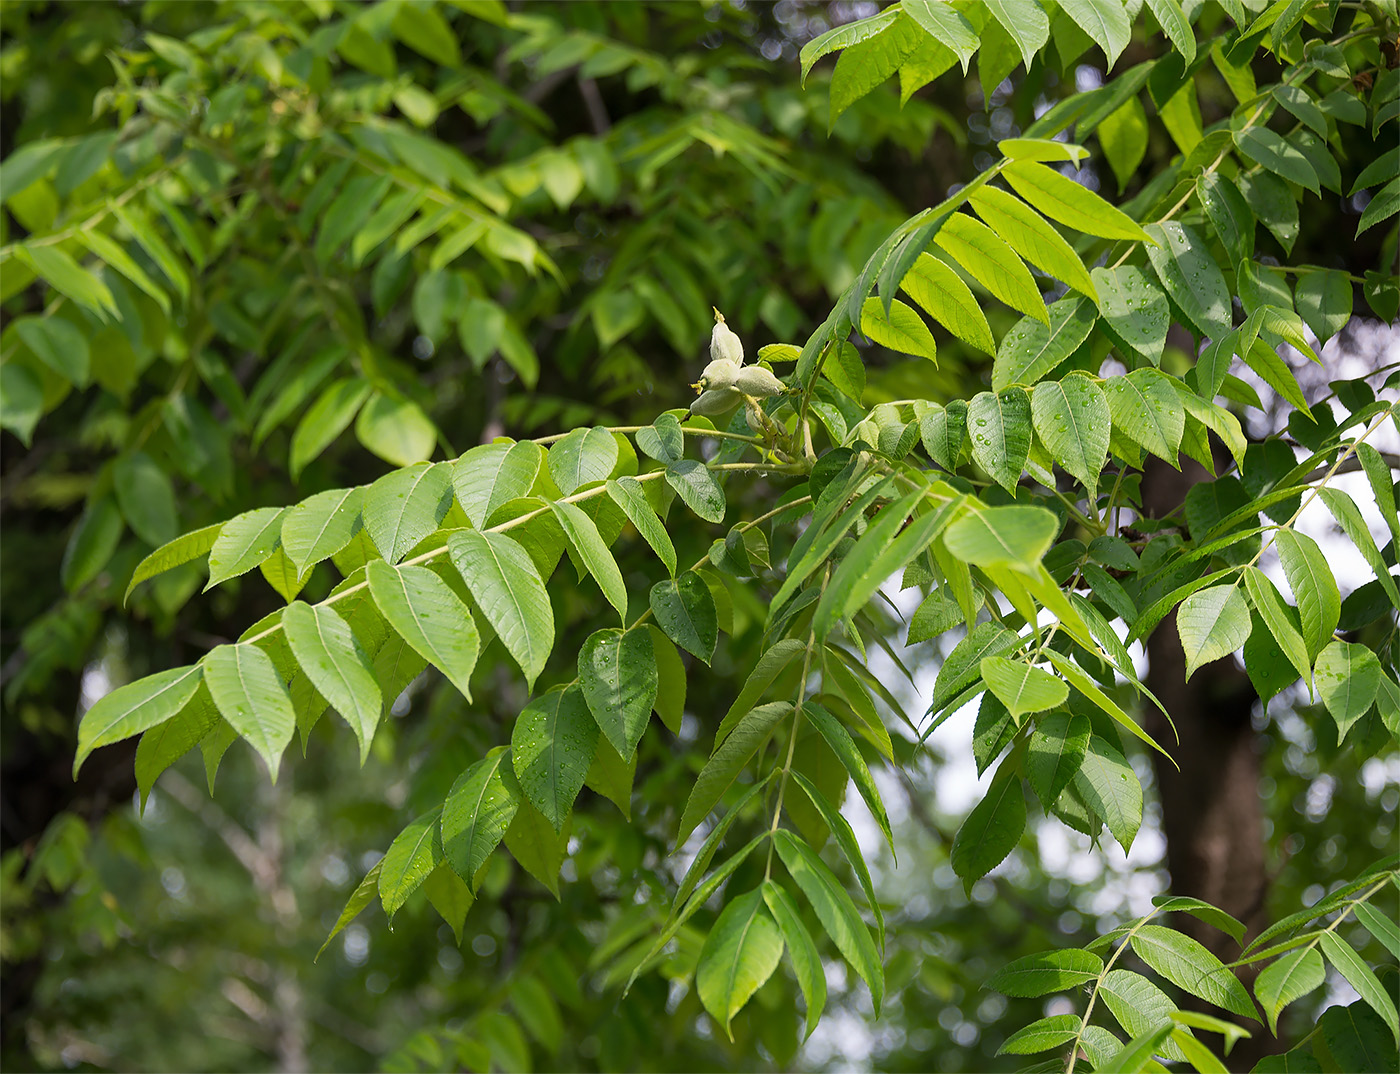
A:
1144;221;1232;340
202;643;295;781
650;572;718;664
511;685;598;832
126;523;222;603
1026;712;1091;806
449;530;554;690
1104;368;1185;466
282;601;382;763
1030;374;1110;496
991;296;1097;391
364;461;452;565
578;627;658;758
1177;584;1252;680
695;887;784;1038
950;768;1026;891
1255;947;1325;1036
1275;529;1339;660
607;477;677;576
550;499;628;622
441;747;521;890
1313;640;1382;743
1073;734;1142;852
674;701;788;850
803;701;893;853
366;561;480;701
1131;924;1258;1021
967;387;1032;493
1092;265;1170;365
980;657;1069;720
762;880;827;1041
944;505;1059;569
985;949;1104;997
379;809;442;918
75;665;203;776
666;459;727;524
281;487;365;575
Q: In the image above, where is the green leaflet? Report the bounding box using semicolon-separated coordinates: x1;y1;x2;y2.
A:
944;505;1059;570
967;387;1032;493
650;572;718;664
1319;487;1400;609
75;664;203;775
511;685;597;832
1144;221;1231;340
666;459;726;523
281;487;365;575
984;0;1049;68
126;523;222;603
936;212;1048;324
15;316;89;387
1099;969;1184;1060
364;461;452;564
1177;584;1252;680
1234;127;1319;194
550;499;628;622
1058;0;1131;67
674;701;788;850
448;530;554;690
636;413;684;464
1241;566;1311;689
650;625;687;734
378;808;442;919
1031;374;1110;496
290;377;371;479
980;657;1068;720
695;887;784;1038
1196;171;1254;269
606;476;677;577
900;253;995;355
997;1015;1083;1056
134;687;219;809
1255;948;1325;1036
1073;734;1142;852
802;701;893;853
440;749;520;896
828;12;921;125
772;828;885;1013
1026;712;1091;806
1092;265;1169;366
1295;269;1353;346
548;426;618;494
202;642;295;782
454;441;542;528
316;860;382;961
113;452;176;547
578;627;658;758
1104;368;1185;466
1002;159;1153;241
206;507;287;589
504;798;569;898
1275;529;1339;660
715;638;806;748
788;769;885;946
991;296;1097;392
1098;97;1148;192
1131;924;1258;1020
761;880;827;1041
282;601;382;763
968;186;1097;298
950;765;1026;891
984;948;1104;998
366;561;480;701
860;296;937;361
1314;641;1381;743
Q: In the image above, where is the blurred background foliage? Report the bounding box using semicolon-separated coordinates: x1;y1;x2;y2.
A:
0;1;1394;1070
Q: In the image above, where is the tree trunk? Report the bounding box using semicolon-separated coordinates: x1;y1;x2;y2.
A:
1141;455;1281;1072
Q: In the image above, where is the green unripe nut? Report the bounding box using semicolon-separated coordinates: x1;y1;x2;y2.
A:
697;358;740;392
690;387;742;416
710;309;744;365
733;365;787;398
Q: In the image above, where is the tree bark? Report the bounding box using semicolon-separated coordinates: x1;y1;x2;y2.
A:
1141;455;1281;1072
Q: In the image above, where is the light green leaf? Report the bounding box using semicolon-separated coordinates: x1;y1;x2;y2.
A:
665;459;726;524
1143;221;1231;340
1275;529;1339;660
1177;584;1252;680
75;664;203;775
365;461;452;565
803;701;893;853
1031;374;1110;496
762;880;827;1041
1003;160;1153;241
969;186;1097;298
202;643;295;781
1234;127;1319;195
511;685;597;832
1104;368;1185;466
454;441;542;528
1131;924;1258;1020
788;770;884;946
578;627;657;758
15;244;118;318
636;413;684;464
356;392;436;469
282;601;381;763
918;399;968;470
980;657;1068;720
441;747;521;890
650;625;687;734
936;212;1048;323
1354;901;1400;960
900;253;995;355
448;530;554;690
1318;487;1400;609
607;476;677;577
968;387;1032;493
1295;269;1353;346
1241;566;1311;688
985;949;1104;997
997;138;1088;164
504;798;568;898
695;887;784;1038
984;0;1050;68
133;688;219;809
1073;734;1142;852
716;639;806;748
550;499;628;622
860;296;936;360
281;487;364;575
1144;0;1195;61
1255;947;1325;1035
379;809;442;918
15;316;89;387
548;426;617;495
207;507;287;589
316;860;382;960
0;363;42;446
997;1014;1083;1056
950;767;1026;890
674;701;788;850
110;452;176;548
772;828;884;1012
1314;640;1381;743
944;504;1058;569
366;561;479;701
992;296;1097;391
1043;648;1172;760
649;572;718;664
583;737;635;820
1058;0;1131;66
799;6;899;81
1092;265;1169;365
